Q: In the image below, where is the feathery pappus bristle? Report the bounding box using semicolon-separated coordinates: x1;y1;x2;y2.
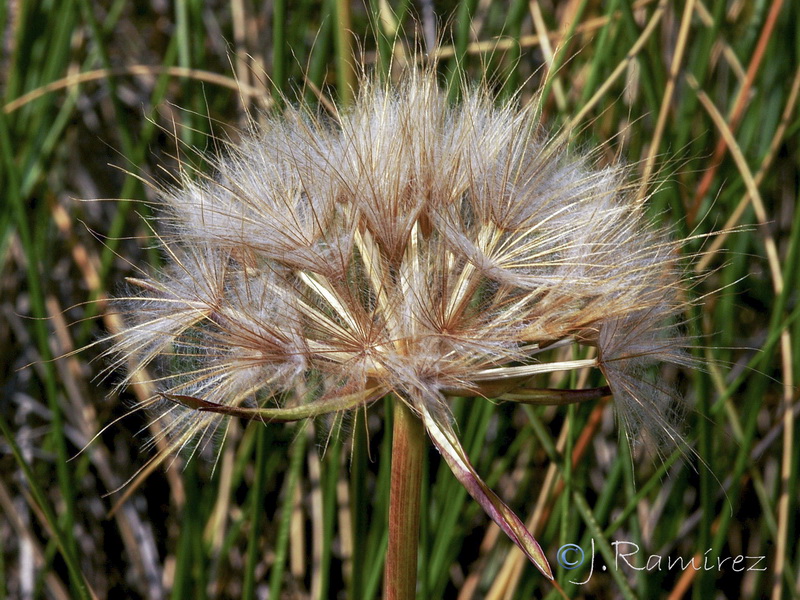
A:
105;66;699;577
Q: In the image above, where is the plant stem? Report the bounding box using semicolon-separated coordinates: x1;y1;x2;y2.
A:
333;0;354;105
384;399;426;600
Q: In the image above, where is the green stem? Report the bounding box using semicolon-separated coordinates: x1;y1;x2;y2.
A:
272;0;286;106
384;399;426;600
269;427;307;598
242;425;270;600
334;0;354;105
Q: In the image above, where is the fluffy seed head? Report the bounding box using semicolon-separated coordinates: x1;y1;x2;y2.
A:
110;67;695;449
105;67;696;574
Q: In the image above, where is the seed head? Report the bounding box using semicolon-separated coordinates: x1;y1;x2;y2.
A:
106;67;696;577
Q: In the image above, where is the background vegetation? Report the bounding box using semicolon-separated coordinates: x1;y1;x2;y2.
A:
1;0;798;598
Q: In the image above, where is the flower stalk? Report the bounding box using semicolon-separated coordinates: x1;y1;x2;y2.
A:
385;398;426;600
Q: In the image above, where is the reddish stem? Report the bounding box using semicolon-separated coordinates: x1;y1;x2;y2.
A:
384;399;426;600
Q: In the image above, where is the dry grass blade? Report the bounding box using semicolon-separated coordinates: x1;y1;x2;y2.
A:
3;65;272;115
